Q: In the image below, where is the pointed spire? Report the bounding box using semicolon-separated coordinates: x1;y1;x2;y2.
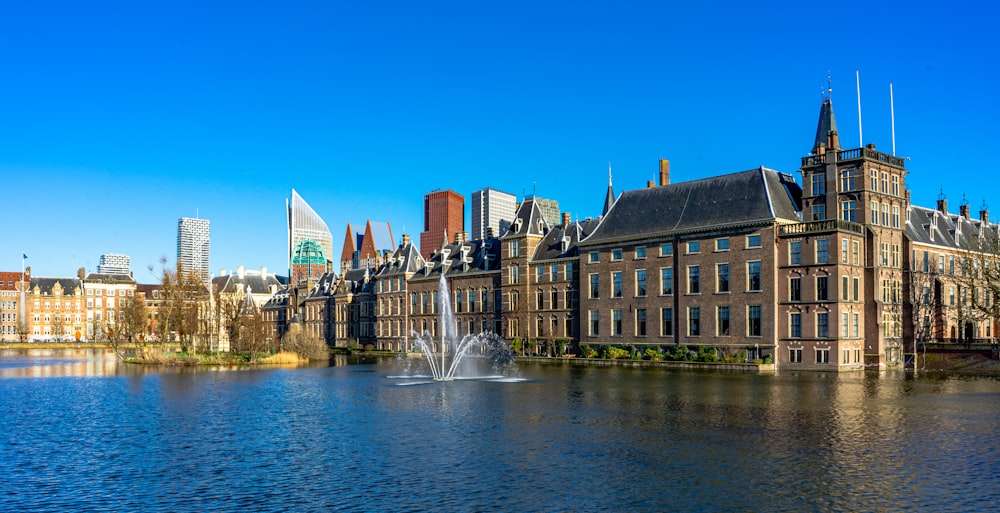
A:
603;162;616;216
812;74;841;155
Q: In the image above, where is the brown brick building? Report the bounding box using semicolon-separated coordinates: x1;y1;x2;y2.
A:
420;189;464;259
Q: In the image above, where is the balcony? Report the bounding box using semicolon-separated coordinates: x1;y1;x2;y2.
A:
779;219;865;237
801;146;907;169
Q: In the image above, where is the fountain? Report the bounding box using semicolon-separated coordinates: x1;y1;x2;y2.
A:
406;274;515;381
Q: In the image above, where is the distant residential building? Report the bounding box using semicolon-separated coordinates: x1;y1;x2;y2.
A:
177;217;210;279
420;189;464;260
287;189;334;274
82;269;137;341
27;275;85;342
471;187;516;240
98;253;131;275
0;270;28;342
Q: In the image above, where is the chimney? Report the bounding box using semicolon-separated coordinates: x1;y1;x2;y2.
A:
960;204;970;219
454;232;466;244
647;180;655;188
260;266;267;277
486;227;495;239
659;159;670;186
220;268;228;276
402;234;411;247
78;267;85;279
237;265;246;278
980;201;990;224
904;189;911;205
561;212;570;228
937;190;948;215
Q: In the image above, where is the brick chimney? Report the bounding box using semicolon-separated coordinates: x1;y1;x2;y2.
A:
980;202;990;224
402;233;411;247
454;232;467;244
647;180;655;188
960;204;970;219
937;190;948;215
659;159;670;186
561;212;570;228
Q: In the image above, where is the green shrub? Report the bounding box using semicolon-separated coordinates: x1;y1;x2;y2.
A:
607;346;629;360
645;348;663;361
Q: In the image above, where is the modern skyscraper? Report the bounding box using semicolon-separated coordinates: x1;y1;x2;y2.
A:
287;189;333;274
97;253;131;275
419;189;464;259
526;195;560;229
471;187;516;240
177;217;210;279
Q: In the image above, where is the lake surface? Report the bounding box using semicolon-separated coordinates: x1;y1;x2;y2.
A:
1;348;999;512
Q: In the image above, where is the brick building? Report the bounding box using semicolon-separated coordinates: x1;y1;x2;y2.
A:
419;189;464;259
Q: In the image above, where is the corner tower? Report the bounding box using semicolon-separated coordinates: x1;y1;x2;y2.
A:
797;82;909;368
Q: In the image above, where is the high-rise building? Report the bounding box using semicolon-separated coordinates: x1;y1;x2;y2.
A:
97;253;131;275
471;187;516;240
419;189;464;259
177;217;210;279
287;189;333;274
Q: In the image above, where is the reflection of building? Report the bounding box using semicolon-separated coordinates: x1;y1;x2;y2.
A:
340;220;395;271
420;189;464;259
472;187;516;240
97;254;131;275
287;189;333;274
177;217;210;279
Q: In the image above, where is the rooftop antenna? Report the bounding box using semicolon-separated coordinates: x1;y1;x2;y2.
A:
827;70;832;100
608;161;613;186
856;69;863;148
890;82;896;156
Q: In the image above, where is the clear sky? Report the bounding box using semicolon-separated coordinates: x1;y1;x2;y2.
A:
4;1;997;281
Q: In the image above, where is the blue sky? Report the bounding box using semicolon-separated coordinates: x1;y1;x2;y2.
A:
4;1;997;280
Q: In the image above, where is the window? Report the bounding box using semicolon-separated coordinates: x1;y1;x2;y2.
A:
717;263;730;293
661;268;674;295
841;200;856;222
550;289;559;309
688;307;700;336
589;252;599;263
811;173;825;196
612;309;623;336
635;270;647;296
938;255;945;274
892;205;900;228
747;261;761;291
790;313;801;338
816;239;829;263
635;247;646;259
536;290;543;310
611;249;623;261
842;312;850;338
853;313;860;337
852;241;860;266
660;243;673;256
456;291;464;313
509;240;520;257
891;243;900;268
661;308;673;336
841;169;856;191
841;238;849;263
816;348;830;364
688;266;700;294
536;266;544;283
636;309;647;336
716;238;730;251
589;273;600;298
870;172;878;190
882;204;890;226
687;241;700;254
790;241;801;265
891;174;899;196
717;306;730;336
817;313;829;338
589;310;599;336
790;277;801;301
881;172;889;193
468;290;476;312
790;347;802;363
612;272;623;298
747;305;761;337
812;204;826;221
871;201;879;224
817;276;828;301
746;234;761;248
565;262;573;280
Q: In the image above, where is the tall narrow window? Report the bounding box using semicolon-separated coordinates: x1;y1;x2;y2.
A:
816;239;829;264
661;308;673;336
636;309;647;336
612;272;623;298
748;305;761;337
717;263;730;293
661;268;674;295
817;276;829;301
790;277;801;301
817;312;829;338
612;309;623;336
688;266;700;294
812;173;825;196
688;307;700;336
747;261;761;291
790;241;801;265
589;274;600;298
589;310;599;336
841;201;856;222
717;306;730;336
635;270;647;296
790;312;801;338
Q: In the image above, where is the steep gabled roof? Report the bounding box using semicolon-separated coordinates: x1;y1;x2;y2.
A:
340;223;357;263
502;198;549;238
374;239;426;277
580;167;802;246
31;277;83;295
410;237;500;281
533;218;601;261
905;204;999;250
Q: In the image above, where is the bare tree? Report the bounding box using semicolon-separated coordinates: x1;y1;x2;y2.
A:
152;258;207;353
956;230;1000;341
107;297;151;361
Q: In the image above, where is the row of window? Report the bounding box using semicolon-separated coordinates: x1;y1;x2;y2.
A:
810;169;900;197
588;262;764;298
588;305;763;338
788;347;861;364
587;235;763;264
789;275;861;302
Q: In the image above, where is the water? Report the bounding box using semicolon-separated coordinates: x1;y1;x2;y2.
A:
2;349;999;512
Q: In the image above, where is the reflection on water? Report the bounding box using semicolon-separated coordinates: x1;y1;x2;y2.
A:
1;350;999;512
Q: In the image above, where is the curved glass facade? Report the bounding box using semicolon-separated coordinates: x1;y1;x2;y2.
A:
287;189;333;272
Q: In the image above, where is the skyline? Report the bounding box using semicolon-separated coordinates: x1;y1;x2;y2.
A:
4;1;998;279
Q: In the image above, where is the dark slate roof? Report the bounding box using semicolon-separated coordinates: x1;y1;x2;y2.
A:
603;184;615;217
813;98;841;153
306;272;339;299
580;167;802;246
261;287;290;310
83;272;135;284
212;272;282;296
374;241;425;278
905;204;1000;249
502;198;549;238
410;237;500;281
31;277;83;295
533;218;601;261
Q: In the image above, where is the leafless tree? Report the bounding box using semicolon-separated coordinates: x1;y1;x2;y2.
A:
107;297;151;361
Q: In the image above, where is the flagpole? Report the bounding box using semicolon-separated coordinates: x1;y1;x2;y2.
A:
20;253;27;340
